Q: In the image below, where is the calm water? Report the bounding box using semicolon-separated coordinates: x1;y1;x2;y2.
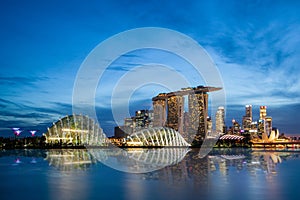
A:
1;148;300;200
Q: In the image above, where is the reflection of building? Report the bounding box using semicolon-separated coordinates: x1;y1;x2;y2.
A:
215;106;225;134
45;149;95;171
152;86;221;144
88;147;190;174
45;114;108;146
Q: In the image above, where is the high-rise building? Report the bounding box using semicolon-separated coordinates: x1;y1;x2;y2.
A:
133;109;153;132
166;95;184;133
215;106;225;134
231;119;241;135
207;116;213;136
259;106;267;120
152;86;221;145
187;92;208;142
115;109;154;137
153;94;167;127
264;116;272;135
249;121;258;137
242;105;252;132
258;105;272;139
245;105;252;118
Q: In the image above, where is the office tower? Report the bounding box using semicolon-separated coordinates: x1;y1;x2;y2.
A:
232;119;241;135
242;105;252;132
258;106;271;139
260;106;267;120
134;110;149;131
207;116;213;136
215;106;225;134
264;116;272;135
245;104;252;118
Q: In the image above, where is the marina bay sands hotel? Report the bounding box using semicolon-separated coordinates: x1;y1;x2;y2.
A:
152;85;221;143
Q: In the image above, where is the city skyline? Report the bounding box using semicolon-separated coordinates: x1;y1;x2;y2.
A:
1;1;300;137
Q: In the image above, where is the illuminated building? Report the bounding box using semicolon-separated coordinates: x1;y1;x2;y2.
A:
207;116;213;136
231;119;241;135
215;106;225;134
153;94;167;127
242;105;252;132
249;121;258;138
125;127;190;146
264;116;272;135
187;92;208;142
124;118;134;134
152;86;221;144
166;95;184;133
115;110;154;137
260;106;267;120
257;106;268;137
258;119;264;137
134;110;152;132
45;114;108;146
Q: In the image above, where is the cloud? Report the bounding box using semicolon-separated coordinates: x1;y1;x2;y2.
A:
0;98;75;136
203;20;300;107
0;75;47;83
1;0;300;136
0;98;23;108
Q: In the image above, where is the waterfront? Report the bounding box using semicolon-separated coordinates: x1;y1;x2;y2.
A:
1;148;300;200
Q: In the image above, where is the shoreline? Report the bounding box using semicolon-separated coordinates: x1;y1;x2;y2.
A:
1;144;300;150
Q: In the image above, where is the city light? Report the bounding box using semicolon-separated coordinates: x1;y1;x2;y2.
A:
14;130;22;136
29;130;37;137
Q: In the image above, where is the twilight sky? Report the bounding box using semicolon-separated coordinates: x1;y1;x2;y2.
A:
1;0;300;137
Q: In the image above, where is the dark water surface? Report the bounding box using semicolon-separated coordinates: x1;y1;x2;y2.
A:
1;148;300;200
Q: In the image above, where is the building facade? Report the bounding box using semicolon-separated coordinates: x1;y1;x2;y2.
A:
215;106;225;134
242;105;252;132
152;86;221;144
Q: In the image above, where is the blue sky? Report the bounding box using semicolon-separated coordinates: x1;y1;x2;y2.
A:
1;0;300;137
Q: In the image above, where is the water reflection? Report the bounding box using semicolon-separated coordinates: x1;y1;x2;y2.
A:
1;148;298;176
45;149;96;172
1;148;299;200
89;147;190;173
132;148;300;187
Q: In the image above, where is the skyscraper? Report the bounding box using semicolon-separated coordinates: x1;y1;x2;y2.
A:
259;106;267;120
231;119;241;135
152;86;221;145
264;116;272;135
153;93;167;127
166;95;184;133
187;92;208;141
215;106;225;134
242;105;252;132
245;105;252;118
